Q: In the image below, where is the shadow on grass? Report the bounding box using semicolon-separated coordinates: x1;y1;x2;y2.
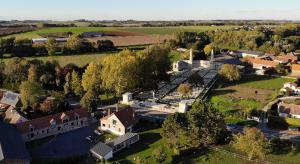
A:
171;148;209;164
210;89;237;97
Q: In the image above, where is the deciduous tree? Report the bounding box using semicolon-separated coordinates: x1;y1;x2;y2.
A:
232;127;271;160
218;64;241;82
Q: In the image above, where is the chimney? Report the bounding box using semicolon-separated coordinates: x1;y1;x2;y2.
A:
107;109;111;116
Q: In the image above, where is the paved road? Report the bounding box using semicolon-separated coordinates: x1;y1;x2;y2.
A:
30;123;98;158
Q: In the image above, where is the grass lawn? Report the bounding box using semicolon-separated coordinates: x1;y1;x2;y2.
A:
169;50;182;62
210;95;262;113
239;76;295;90
109;126;173;164
286;118;300;127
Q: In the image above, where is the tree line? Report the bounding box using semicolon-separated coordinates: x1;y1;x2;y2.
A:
0;44;171;112
0;36;115;57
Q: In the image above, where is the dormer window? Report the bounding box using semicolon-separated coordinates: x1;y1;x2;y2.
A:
50;119;56;128
61;113;69;123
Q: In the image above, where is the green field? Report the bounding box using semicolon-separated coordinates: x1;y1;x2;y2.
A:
5;27;118;39
118;26;236;35
239;76;295;90
4;26;235;39
1;53;112;67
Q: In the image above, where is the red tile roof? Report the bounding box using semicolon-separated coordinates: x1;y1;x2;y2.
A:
279;102;300;115
292;64;300;71
247;57;279;67
276;55;298;63
101;107;139;128
16;108;89;134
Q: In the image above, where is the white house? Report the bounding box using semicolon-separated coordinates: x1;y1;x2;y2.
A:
281;82;300;95
278;102;300;119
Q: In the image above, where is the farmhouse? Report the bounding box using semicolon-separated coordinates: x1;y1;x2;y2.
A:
275;54;299;63
16;108;89;142
0;121;31;164
278;102;300;119
99;108;139;136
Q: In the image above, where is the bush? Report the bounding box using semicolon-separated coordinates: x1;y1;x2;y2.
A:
267;116;289;130
270;138;293;153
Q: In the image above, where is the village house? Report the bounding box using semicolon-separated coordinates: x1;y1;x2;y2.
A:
281;82;300;95
278;102;300;119
275;54;299;64
16;108;89;142
0;121;31;164
246;57;280;75
99;108;139;136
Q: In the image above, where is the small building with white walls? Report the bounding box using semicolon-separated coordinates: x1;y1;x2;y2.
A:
178;100;189;113
122;92;133;105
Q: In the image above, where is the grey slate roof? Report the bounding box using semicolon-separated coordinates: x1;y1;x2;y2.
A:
0;91;20;107
106;133;139;147
0;121;30;162
90;142;112;157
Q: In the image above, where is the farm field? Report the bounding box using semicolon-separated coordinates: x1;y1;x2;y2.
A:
1;53;112;67
118;26;236;35
4;25;236;39
209;76;293;121
87;34;174;47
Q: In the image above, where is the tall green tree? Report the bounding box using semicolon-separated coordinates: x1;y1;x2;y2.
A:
45;38;57;55
20;81;43;110
80;89;98;112
218;64;241;82
232;127;271;160
64;72;72;95
71;70;83;97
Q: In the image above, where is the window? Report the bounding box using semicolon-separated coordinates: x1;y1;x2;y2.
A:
112;119;117;125
63;119;69;123
108;124;110;128
57;127;61;131
42;130;44;133
76;116;79;120
118;128;121;132
30;127;34;132
102;124;106;127
71;122;74;126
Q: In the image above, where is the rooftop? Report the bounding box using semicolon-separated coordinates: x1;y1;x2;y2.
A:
16;108;89;133
106;132;139;147
90;141;112;157
0;121;30;161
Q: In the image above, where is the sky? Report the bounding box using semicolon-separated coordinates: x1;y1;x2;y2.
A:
1;0;300;21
